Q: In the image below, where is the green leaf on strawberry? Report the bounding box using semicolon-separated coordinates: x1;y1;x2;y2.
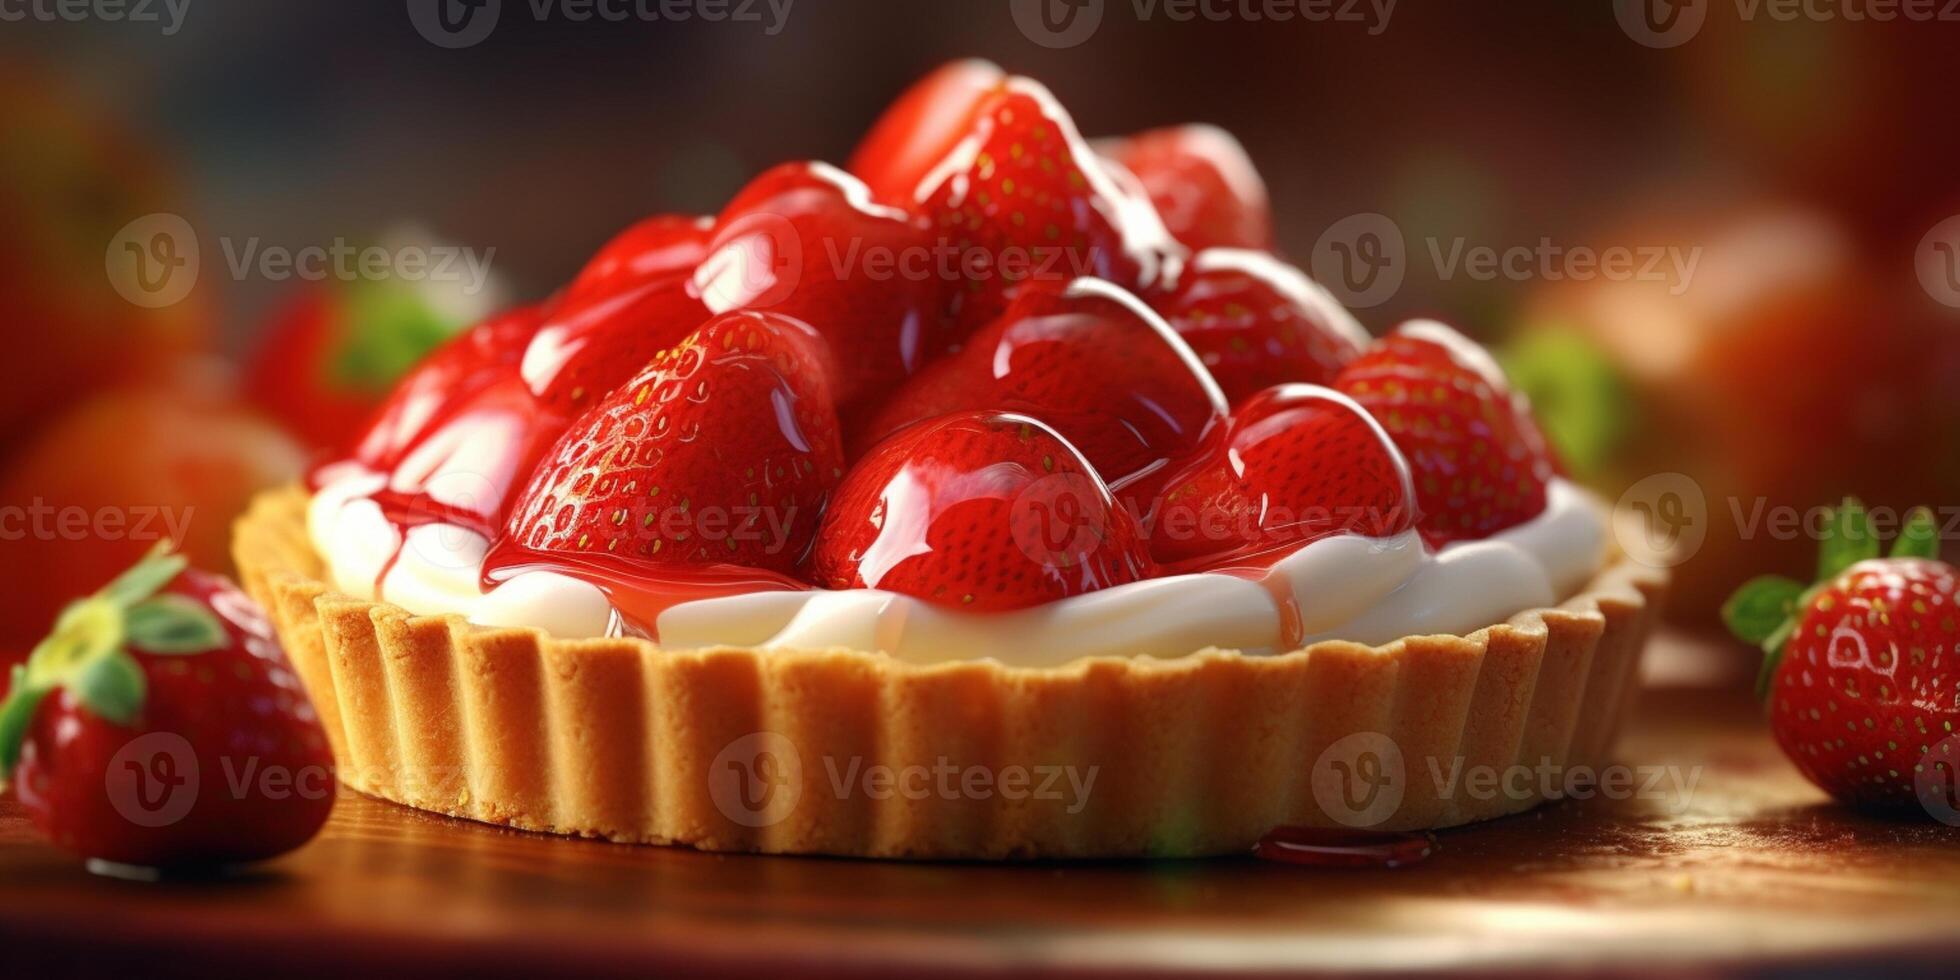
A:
0;543;226;787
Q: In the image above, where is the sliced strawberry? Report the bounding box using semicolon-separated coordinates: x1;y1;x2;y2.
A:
810;411;1152;611
691;162;953;425
1146;249;1369;405
1150;385;1415;568
492;311;845;579
1335;321;1557;547
0;548;334;869
857;278;1227;503
848;59;1006;205
1098;124;1274;252
565;213;713;304
910;77;1175;327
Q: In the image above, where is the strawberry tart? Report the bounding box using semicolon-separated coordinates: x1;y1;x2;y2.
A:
234;61;1665;858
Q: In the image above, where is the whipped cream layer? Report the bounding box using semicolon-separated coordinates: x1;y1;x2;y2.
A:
308;474;1605;668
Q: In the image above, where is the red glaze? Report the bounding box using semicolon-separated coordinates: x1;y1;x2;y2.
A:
910;77;1176;328
693;162;955;424
565;213;713;304
1146;249;1369;405
1335;322;1556;547
1151;385;1414;568
1767;557;1960;810
11;569;335;869
848;59;1006;205
810;411;1153;611
491;311;845;582
1100;124;1274;253
1253;827;1437;868
525;274;714;416
858;279;1227;506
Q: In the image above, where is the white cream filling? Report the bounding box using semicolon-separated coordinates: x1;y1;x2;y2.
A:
308;474;1605;668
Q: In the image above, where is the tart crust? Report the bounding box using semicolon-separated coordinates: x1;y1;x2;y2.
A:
235;486;1667;859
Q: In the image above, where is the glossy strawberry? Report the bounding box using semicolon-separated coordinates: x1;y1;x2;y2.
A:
0;548;334;870
1098;124;1273;252
692;162;953;423
1150;385;1414;568
908;76;1174;327
494;311;845;579
524;274;713;416
343;304;566;537
565;213;713;304
849;59;1005;204
1146;249;1369;405
811;412;1152;611
1725;503;1960;813
857;278;1227;502
1335;321;1557;546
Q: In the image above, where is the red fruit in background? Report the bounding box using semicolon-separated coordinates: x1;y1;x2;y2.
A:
848;59;1006;206
907;76;1175;327
492;312;845;580
692;162;954;424
1145;249;1368;405
1725;503;1960;813
246;253;497;452
1336;321;1556;547
811;412;1152;611
858;279;1227;503
1098;124;1273;253
0;366;305;650
0;67;207;449
1151;385;1415;568
0;549;334;869
565;213;713;304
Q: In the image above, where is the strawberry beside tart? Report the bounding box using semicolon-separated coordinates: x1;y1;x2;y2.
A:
233;62;1665;859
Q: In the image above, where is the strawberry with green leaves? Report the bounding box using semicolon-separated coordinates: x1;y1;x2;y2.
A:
1725;501;1960;813
0;546;335;871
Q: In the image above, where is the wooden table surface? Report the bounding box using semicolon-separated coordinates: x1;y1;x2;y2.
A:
5;677;1960;978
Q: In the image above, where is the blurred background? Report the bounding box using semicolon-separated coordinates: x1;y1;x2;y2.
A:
3;1;1958;665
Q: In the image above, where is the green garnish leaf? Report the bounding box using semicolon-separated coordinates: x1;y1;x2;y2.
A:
71;649;146;727
23;598;124;689
101;542;187;608
1891;506;1941;560
1755;617;1799;701
1816;498;1879;581
125;594;227;655
0;667;49;783
1722;575;1804;646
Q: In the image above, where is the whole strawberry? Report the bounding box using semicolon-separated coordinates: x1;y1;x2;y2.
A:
1725;501;1960;813
0;546;335;872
